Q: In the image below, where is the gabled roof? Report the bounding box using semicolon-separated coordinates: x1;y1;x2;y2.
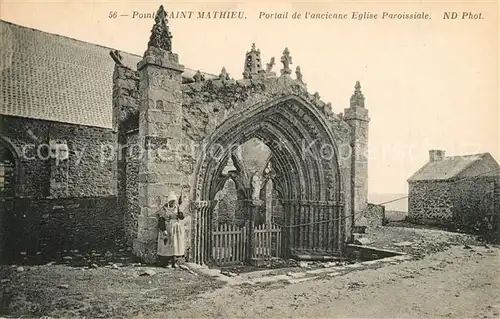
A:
408;153;499;182
0;20;215;129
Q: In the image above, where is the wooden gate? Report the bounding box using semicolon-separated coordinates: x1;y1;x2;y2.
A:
190;198;345;266
211;222;282;265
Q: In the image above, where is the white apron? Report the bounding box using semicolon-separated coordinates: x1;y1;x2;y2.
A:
157;217;187;257
157;207;175;257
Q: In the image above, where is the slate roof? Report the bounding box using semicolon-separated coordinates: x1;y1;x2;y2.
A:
0;20;215;129
408;153;498;182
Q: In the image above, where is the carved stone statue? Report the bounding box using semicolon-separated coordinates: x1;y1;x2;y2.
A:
280;47;293;75
350;81;365;108
251;174;262;201
295;66;305;85
148;5;173;52
266;57;275;72
219;67;230;81
193;70;205;83
313;92;321;100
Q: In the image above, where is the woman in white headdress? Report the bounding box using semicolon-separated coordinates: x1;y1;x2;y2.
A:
157;191;187;267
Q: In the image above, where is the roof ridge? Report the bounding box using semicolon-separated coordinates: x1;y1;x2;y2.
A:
444;152;488;159
1;19;219;77
0;19;142;59
449;155;486;178
407;161;431;182
408;152;494;182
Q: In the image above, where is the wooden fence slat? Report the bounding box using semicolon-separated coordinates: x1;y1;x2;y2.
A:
223;223;227;263
213;224;217;264
267;222;271;257
236;225;240;263
232;224;236;263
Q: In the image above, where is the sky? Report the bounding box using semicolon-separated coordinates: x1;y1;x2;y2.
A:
1;0;498;196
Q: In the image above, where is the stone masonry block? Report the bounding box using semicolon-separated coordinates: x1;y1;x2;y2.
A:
136;228;158;242
140;206;162;217
139;172;183;184
344;106;369;121
145;109;181;124
141;160;178;173
133;238;158;264
138;195;156;207
139;183;170;197
138;215;158;231
148;123;182;139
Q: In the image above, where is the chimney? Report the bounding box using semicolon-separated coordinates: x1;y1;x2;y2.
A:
429;150;446;162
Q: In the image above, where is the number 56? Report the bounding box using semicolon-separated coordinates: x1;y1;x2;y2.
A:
109;11;118;18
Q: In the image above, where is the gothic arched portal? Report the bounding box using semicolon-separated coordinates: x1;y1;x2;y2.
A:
191;95;345;265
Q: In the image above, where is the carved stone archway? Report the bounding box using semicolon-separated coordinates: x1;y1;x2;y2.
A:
190;94;345;264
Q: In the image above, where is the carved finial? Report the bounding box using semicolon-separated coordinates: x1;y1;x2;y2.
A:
295;66;306;85
193;70;205;83
338;112;344;120
280;47;293;75
219;67;230;81
266;57;275;72
109;50;123;65
350;81;365;108
243;43;262;79
313;92;320;100
147;5;173;51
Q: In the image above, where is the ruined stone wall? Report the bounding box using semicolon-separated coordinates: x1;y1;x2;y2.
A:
112;65;140;131
363;203;385;227
408;181;453;223
123;131;140;243
1;115;117;198
111;64;141;244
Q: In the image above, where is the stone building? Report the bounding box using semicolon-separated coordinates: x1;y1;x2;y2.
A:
0;5;371;265
407;150;500;236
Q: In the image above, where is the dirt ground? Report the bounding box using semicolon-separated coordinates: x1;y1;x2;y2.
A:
148;245;500;318
0;264;225;317
0;226;498;318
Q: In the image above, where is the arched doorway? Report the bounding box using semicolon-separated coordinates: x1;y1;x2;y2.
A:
191;95;345;265
0;138;17;263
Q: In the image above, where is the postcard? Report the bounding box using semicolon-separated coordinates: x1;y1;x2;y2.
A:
0;1;498;318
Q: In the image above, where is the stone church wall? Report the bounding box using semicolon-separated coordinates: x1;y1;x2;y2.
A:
3;196;121;263
1;116;118;198
1;115;124;262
